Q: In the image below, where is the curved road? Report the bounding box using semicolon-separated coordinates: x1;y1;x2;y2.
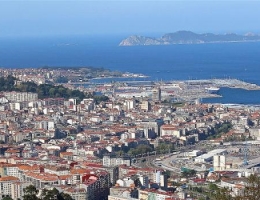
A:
154;154;182;174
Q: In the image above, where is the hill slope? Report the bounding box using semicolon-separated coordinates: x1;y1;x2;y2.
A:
119;31;260;46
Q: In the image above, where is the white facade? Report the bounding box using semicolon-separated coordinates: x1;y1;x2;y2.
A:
153;170;161;185
35;121;55;130
194;149;227;163
44;167;69;176
15;103;21;110
103;155;131;167
90;116;101;123
0;176;20;198
213;155;226;171
48;121;55;130
160;174;167;188
139;175;149;188
6;166;19;178
125;100;136;110
4;92;38;102
161;128;182;137
108;195;137;200
184;150;202;157
11;182;31;200
140;101;150;111
80;98;95;111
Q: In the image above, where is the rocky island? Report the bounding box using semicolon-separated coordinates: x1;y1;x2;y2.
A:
119;30;260;46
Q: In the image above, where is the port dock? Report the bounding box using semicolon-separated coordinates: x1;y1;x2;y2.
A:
211;79;260;90
70;78;260;102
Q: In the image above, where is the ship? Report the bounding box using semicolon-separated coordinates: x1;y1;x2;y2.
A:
206;87;220;94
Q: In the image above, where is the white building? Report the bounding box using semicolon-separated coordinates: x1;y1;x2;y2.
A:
4;92;38;102
194;149;227;163
153;170;161;185
140;101;150;111
103;155;131;167
44;165;70;176
138;175;149;188
0;176;20;198
160;174;167;188
184;150;202;157
152;87;161;101
6;166;19;178
125;99;136;110
213;155;226;171
11;181;31;200
160;125;182;137
80;98;95;111
34;120;55;130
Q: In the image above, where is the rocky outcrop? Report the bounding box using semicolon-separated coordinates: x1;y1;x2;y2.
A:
119;31;260;46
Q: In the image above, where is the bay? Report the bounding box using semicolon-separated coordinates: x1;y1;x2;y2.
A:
0;35;260;104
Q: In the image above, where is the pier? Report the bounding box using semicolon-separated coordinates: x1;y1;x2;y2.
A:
212;79;260;90
68;78;260;102
184;78;260;90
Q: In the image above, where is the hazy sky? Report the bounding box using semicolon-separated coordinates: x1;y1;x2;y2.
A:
0;0;260;37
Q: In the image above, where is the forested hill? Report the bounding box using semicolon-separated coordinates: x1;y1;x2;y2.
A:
0;76;108;103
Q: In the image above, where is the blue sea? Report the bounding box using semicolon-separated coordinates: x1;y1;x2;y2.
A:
1;35;260;104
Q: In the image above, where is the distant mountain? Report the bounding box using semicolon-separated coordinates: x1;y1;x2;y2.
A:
119;31;260;46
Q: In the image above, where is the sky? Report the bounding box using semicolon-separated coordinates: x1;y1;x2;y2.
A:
0;0;260;37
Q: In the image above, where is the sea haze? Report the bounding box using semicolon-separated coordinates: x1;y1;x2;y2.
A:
0;35;260;104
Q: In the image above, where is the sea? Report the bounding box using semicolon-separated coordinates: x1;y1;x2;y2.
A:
1;35;260;105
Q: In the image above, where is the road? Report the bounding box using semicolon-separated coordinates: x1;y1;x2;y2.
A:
132;141;213;172
155;153;182;174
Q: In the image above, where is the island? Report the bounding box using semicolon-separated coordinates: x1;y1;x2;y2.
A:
119;30;260;46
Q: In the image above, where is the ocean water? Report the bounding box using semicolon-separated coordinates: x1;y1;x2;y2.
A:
1;35;260;104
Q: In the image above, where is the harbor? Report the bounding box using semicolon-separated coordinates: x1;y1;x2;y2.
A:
70;78;260;102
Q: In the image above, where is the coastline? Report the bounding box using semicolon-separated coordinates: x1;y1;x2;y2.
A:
119;40;260;46
69;77;260;105
91;74;149;80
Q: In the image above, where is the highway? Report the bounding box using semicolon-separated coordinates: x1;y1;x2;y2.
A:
154;154;182;174
132;141;211;173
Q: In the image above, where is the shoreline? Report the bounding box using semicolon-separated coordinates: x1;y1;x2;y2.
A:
91;75;149;80
119;40;260;46
68;78;260;105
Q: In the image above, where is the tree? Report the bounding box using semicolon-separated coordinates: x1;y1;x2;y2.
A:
93;95;109;104
116;150;125;156
155;142;175;154
127;144;153;156
2;197;14;200
41;188;59;200
164;170;171;178
59;192;73;200
23;185;40;200
0;76;88;102
212;187;232;200
49;88;56;97
58;87;66;96
0;76;16;91
209;183;219;191
55;76;68;83
41;188;73;200
215;122;232;135
181;169;196;178
5;75;15;88
212;174;260;200
239;174;260;200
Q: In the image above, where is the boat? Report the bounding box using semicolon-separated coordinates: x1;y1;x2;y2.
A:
206;87;220;94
